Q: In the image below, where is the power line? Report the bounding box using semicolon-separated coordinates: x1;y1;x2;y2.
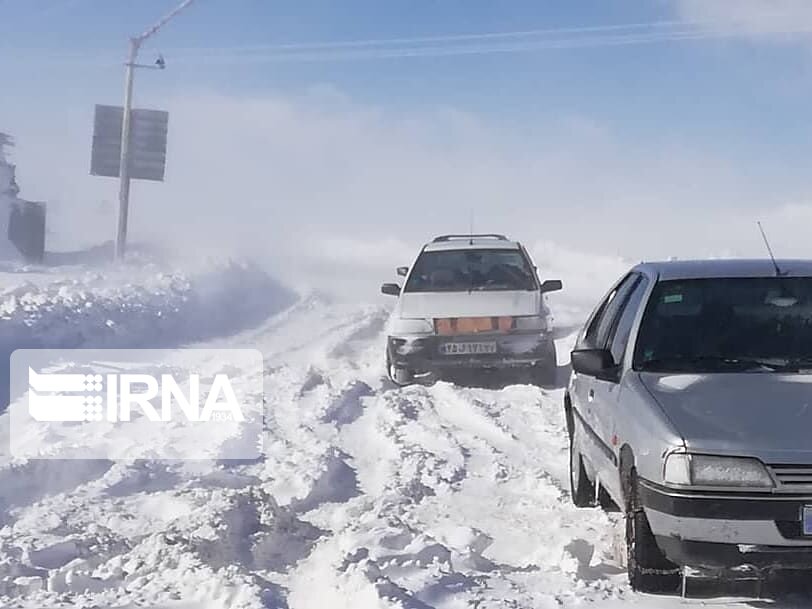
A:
158;13;812;58
161;24;812;65
12;16;812;67
164;19;698;54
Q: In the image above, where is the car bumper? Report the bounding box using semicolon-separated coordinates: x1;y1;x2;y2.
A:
640;478;812;570
387;332;554;374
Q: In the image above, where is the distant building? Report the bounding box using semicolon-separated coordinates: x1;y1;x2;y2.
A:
0;133;45;263
0;133;19;200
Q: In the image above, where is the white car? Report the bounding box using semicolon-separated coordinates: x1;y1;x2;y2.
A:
381;234;563;385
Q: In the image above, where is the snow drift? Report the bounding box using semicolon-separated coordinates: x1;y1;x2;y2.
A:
0;259;294;350
2;247;795;609
0;257;296;411
2;297;789;609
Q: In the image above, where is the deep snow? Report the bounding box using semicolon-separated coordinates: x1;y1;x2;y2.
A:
0;256;296;413
3;280;812;609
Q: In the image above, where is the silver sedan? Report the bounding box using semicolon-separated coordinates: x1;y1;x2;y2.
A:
566;259;812;593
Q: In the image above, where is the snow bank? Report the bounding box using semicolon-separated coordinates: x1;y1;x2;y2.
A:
0;258;294;350
0;298;778;608
0;256;296;410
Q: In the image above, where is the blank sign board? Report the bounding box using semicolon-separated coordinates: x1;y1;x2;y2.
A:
90;104;169;181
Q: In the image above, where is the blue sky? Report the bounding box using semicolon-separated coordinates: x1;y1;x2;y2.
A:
1;1;807;138
1;1;810;174
3;0;812;278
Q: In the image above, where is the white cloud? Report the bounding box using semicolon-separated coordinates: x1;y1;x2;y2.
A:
676;0;812;36
5;88;812;297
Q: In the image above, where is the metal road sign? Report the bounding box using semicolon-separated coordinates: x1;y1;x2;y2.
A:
90;104;169;181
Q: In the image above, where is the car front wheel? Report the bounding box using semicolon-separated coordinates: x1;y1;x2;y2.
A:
386;351;413;386
625;471;680;593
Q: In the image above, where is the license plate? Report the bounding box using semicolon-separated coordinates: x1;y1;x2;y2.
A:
803;506;812;536
439;342;497;356
435;317;496;336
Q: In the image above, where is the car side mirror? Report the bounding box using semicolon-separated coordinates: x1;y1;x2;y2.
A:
571;348;619;382
396;266;409;277
540;279;563;294
381;283;401;297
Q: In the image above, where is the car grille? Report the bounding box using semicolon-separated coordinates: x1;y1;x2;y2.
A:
769;464;812;489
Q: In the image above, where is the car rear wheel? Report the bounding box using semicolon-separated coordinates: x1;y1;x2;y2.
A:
569;422;596;507
531;340;558;386
598;485;620;512
625;471;680;593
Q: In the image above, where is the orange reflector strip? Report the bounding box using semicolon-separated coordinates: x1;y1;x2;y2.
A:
456;317;493;333
435;318;455;335
435;317;515;335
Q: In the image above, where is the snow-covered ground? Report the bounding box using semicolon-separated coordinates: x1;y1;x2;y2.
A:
3;277;812;609
0;256;294;353
0;256;296;413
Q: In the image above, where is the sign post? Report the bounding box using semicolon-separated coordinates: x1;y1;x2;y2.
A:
95;0;197;260
90;103;170;258
116;38;139;260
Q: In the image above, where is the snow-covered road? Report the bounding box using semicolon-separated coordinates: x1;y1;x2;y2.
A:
3;295;812;608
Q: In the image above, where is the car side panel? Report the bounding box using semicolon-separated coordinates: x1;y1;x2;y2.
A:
572;273;641;493
608;372;685;504
588;375;623;498
569;370;601;481
612;269;686;494
567;276;627;488
571;267;685;508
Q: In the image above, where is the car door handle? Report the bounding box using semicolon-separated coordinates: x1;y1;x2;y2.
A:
588;389;595;402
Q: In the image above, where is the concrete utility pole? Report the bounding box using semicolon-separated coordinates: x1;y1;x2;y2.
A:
116;0;197;260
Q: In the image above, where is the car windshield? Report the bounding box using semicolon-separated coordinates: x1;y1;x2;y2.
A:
404;249;537;293
634;277;812;373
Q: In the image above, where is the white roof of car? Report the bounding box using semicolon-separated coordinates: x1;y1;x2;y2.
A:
422;234;521;252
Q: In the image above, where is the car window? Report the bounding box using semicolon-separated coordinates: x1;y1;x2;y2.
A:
608;275;650;364
403;249;537;293
583;273;638;349
634;277;812;372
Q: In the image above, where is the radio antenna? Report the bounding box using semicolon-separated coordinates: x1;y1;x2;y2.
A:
469;209;474;245
757;221;784;277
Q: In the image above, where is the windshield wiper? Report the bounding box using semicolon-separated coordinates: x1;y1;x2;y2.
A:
638;355;790;373
785;357;812;371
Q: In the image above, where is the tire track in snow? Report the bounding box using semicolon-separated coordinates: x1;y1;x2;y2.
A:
0;300;388;608
0;299;619;609
247;299;630;608
311;380;628;609
7;300;759;608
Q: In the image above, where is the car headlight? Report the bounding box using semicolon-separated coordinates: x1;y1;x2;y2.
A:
663;453;692;485
388;317;433;335
663;454;774;488
513;315;547;331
